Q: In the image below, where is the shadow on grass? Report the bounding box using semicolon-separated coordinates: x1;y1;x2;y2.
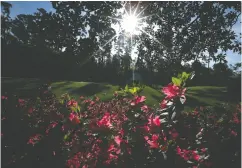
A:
185;95;210;109
187;88;237;103
2;78;45;98
67;83;110;97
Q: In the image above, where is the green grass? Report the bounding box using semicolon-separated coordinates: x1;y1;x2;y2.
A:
1;78;238;111
51;81;119;101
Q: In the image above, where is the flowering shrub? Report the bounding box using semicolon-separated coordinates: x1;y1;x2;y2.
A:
1;72;241;168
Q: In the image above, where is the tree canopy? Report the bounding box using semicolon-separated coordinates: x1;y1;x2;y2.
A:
1;1;241;85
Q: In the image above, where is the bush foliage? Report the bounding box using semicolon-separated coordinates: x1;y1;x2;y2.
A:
1;72;241;168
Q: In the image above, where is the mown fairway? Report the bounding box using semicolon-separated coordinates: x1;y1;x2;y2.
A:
1;78;236;111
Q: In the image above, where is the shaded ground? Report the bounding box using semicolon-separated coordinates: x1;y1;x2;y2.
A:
2;78;239;111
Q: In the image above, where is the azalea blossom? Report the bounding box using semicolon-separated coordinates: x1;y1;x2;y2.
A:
114;135;122;146
201;148;207;153
119;129;124;136
192;151;200;161
230;130;237;137
46;122;58;134
69;113;80;124
160;99;168;109
169;128;179;139
131;96;146;106
89;101;95;106
109;153;118;160
67;99;78;107
27;134;42;146
162;83;180;99
142;125;150;132
1;96;7;100
148;115;161;127
69;113;75;121
144;134;159;149
141;105;149;112
176;146;182;155
66;152;81;168
97;112;112;128
28;107;33;114
232;113;240;124
162;83;186;100
18;99;25;106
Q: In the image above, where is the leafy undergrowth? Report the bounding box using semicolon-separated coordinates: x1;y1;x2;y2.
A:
1;73;241;168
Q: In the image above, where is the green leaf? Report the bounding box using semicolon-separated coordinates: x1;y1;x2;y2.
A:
182;72;190;81
77;105;80;112
64;135;68;141
129;87;140;95
124;85;129;92
177;73;182;78
64;132;70;141
172;77;181;86
60;99;64;104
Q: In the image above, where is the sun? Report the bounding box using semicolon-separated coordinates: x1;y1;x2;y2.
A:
121;14;139;34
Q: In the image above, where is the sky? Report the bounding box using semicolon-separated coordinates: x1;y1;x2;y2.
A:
6;1;242;66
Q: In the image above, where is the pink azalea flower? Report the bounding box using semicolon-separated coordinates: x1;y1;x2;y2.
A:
69;113;80;124
169;129;179;139
46;122;58;134
108;144;115;152
28;107;33;114
147;140;159;148
72;117;80;124
27;134;42;146
114;136;122;146
230;130;237;137
119;129;124;136
162;83;180;99
153;116;161;126
18;99;25;106
145;134;159;149
232;113;240;124
1;96;7;100
148;116;161;127
69;113;75;121
67;99;78;107
109;153;118;160
182;150;190;161
143;125;150;132
201;148;206;153
66;153;81;168
176;146;182;155
144;136;149;141
131;96;146;106
152;134;159;141
160;99;168;109
141;105;149;112
192;151;200;161
90;101;95;105
97;112;112;128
